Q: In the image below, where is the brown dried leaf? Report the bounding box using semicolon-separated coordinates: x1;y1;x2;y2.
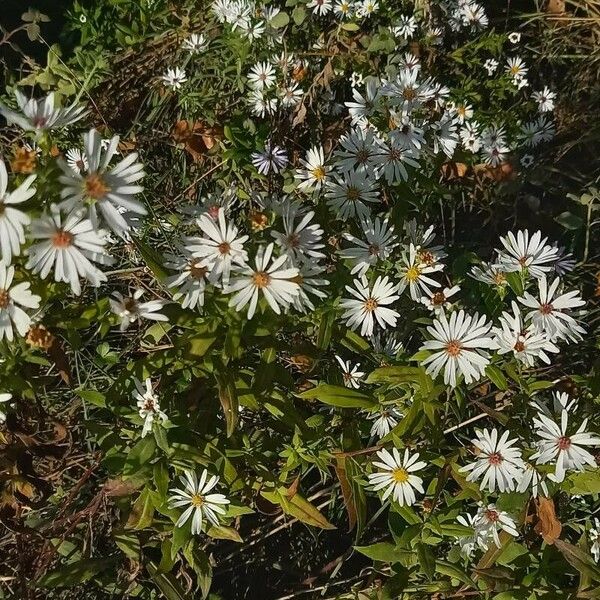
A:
334;457;357;532
534;497;562;544
48;338;71;386
441;161;469;180
285;475;300;499
546;0;565;14
171;120;222;162
104;478;140;497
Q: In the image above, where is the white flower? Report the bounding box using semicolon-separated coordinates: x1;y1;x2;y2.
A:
340;275;400;337
340;216;397;276
248;62;276;90
0;393;11;423
369;407;402;438
0;90;86;134
460;428;524;493
356;0;379;18
393;15;418;38
168;469;230;535
134;378;167;437
226;243;300;319
368;448;427;506
532;86;556;113
334;0;353;18
248;90;277;117
431;115;459;158
0;263;40;341
373;135;419;184
470;262;508;287
335;127;381;176
251;142;288;175
27;209;114;296
291;262;329;313
506;56;528;81
325;170;380;221
473;504;518;549
518;275;585;342
420;285;460;314
307;0;333;16
183;33;208;53
335;354;364;389
484;58;499;75
271;201;325;264
110;289;168;331
295;145;329;192
531;409;600;483
65;148;89;173
186;208;249;286
165;251;209;311
590;519;600;563
508;32;521;44
456;513;479;558
162;67;188;90
492;302;559;366
516;461;548;497
58;129;146;238
0;159;36;265
369;331;403;357
279;82;303;107
496;230;559;279
460;121;481;152
420;310;494;387
397;243;442;302
345;79;380;126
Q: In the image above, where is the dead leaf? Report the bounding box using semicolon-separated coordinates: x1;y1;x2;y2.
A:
285;475;300;499
441;161;469;180
48;338;71;386
292;103;307;128
546;0;565;14
534;497;562;544
171;120;222;162
10;146;37;174
334;457;357;532
104;479;140;497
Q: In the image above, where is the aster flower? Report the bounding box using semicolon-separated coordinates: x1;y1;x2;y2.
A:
369;331;403;357
168;469;230;535
518;275;585;342
345;79;381;127
134;377;167;437
496;230;559;279
58;129;146;238
291;262;329;313
456;513;479;558
0;89;86;134
249;90;278;117
186;208;249;286
165;250;209;311
295;145;329;192
226;243;300;319
0;263;41;342
516;461;549;497
110;289;168;331
484;58;499;75
27;209;113;296
307;0;333;15
532;86;556;113
340;275;400;337
279;82;304;107
183;33;208;53
492;302;559;366
0;159;36;265
340;216;397;276
373;135;419;184
473;504;518;549
333;0;353;18
470;262;508;287
161;67;188;90
368;406;402;438
334;127;381;176
0;393;11;423
335;354;365;389
420;285;460;314
368;448;427;506
505;57;528;81
420;310;494;387
325;170;380;221
531;409;600;482
460;428;524;493
392;15;418;38
251;142;288;175
247;62;276;90
590;520;600;563
397;243;442;302
65;148;89;173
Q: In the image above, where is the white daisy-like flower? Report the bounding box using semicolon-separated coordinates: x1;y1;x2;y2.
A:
456;513;479;558
516;461;548;497
340;275;400;337
368;448;427;506
492;302;559;366
249;90;278;118
333;0;353;18
473;504;518;549
0;263;40;342
58;129;146;238
0;89;87;134
589;519;600;563
134;377;167;437
0;392;12;423
27;209;113;296
183;33;208;53
420;310;494;387
508;32;521;44
168;469;230;535
291;262;329;313
373;135;419;184
295;145;329;192
420;285;460;314
532;86;556;113
165;250;209;311
251;142;288;175
460;428;524;493
505;56;528;81
369;331;403;357
226;243;300;319
335;354;365;389
496;230;559;279
518;275;585;342
368;406;402;439
340;216;397;276
187;208;249;286
397;243;442;302
248;61;276;90
345;79;380;126
484;58;499;75
161;67;188;90
271;201;325;264
110;289;168;331
392;15;418;38
335;127;381;176
279;82;304;107
356;0;379;18
469;262;508;287
531;409;600;483
65;148;89;173
307;0;333;16
325;170;380;221
0;159;36;265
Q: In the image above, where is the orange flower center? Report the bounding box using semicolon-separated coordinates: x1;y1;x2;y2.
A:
252;271;271;288
514;340;526;352
445;340;462;357
431;291;446;306
52;230;74;248
0;289;10;309
84;174;110;200
364;297;378;312
218;242;231;255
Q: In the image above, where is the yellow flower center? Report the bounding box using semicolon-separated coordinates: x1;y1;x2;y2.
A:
392;467;409;483
311;166;326;181
405;266;420;281
364;297;378;312
191;493;204;507
446;340;462;357
252;271;271;288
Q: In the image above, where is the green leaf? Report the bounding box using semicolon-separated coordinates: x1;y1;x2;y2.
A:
36;558;115;588
567;470;600;495
113;530;141;559
215;367;239;437
555;211;584;230
76;389;106;407
485;365;508;391
134;239;169;281
123;436;156;478
416;543;436;580
555;539;600;583
207;524;243;542
366;366;433;391
292;5;306;24
436;560;477;587
298;384;375;408
355;542;415;564
270;11;289;28
148;562;188;600
261;489;336;529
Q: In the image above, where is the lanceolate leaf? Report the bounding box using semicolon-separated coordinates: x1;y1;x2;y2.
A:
298;384;375;408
